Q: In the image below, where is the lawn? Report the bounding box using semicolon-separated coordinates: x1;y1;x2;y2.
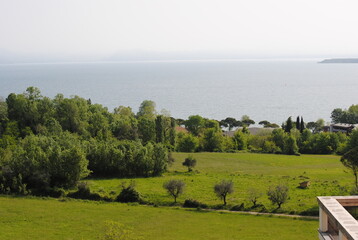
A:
0;196;317;240
87;152;351;214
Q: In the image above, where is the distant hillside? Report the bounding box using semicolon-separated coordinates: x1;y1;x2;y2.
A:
319;58;358;63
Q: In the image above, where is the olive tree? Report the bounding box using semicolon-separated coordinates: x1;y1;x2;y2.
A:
163;179;185;203
247;188;263;207
267;184;289;209
214;180;234;205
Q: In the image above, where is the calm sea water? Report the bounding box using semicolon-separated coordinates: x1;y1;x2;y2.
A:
1;60;358;124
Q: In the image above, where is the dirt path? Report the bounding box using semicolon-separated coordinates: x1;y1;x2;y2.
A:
201;208;318;220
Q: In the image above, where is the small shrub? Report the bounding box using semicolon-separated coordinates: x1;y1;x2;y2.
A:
183;199;207;208
182;156;197;172
116;181;141;203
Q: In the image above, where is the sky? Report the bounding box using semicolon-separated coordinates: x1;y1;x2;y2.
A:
1;0;358;60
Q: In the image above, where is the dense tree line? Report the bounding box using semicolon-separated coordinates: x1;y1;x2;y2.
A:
0;87;172;194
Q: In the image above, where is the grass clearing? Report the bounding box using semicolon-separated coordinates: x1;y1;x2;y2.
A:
88;152;351;214
0;196;317;240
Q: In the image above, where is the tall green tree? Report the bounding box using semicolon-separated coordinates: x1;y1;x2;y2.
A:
137;100;156;120
284;117;293;133
185;115;205;136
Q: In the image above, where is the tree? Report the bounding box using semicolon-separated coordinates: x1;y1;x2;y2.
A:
220;117;240;131
341;147;358;188
176;133;199;152
232;130;248;150
296;116;300;130
137;100;156;120
182;155;197;172
247;188;263;207
214;180;234;205
283;135;299;155
331;108;344;123
155;115;165;143
163;179;185;203
300;117;305;133
137;117;156;144
259;120;270;126
284;117;293;133
202;128;224;152
267;184;289;209
241;115;255;127
272;128;287;151
185;115;204;136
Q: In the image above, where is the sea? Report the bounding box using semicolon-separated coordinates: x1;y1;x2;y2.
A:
1;59;358;125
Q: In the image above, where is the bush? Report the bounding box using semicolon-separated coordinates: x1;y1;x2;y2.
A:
182;155;197;172
183;199;207;208
116;182;141;203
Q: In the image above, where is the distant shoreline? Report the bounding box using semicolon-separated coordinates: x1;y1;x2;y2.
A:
319;58;358;63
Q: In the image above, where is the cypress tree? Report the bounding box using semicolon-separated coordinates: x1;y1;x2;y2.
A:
300;117;305;133
285;117;293;133
296;116;300;130
155;115;165;143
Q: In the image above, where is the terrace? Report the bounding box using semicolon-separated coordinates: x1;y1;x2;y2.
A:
318;196;358;240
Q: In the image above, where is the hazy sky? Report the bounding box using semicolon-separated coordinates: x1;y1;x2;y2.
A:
1;0;358;59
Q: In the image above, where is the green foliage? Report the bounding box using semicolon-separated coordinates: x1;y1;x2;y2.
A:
137;100;156;120
202;128;224;152
283;135;299;155
331;105;358;124
284;117;293;133
137;117;156;144
341;147;358;188
267;184;289;209
348;130;358;150
219;117;241;131
214;180;234;205
176;133;198;152
241;115;255;127
185;115;205;136
0;133;90;193
232;130;247;150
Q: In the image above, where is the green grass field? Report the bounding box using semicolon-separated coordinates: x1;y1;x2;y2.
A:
0;196;317;240
88;152;351;214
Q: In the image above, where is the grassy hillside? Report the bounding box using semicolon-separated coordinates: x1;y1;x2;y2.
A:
88;152;351;214
0;196;317;240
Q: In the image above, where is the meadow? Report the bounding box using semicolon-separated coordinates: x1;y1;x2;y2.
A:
0;196;317;240
88;152;351;214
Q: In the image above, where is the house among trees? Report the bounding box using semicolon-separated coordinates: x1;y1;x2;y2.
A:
323;123;358;134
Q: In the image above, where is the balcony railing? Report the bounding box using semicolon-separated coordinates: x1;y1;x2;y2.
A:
317;196;358;240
